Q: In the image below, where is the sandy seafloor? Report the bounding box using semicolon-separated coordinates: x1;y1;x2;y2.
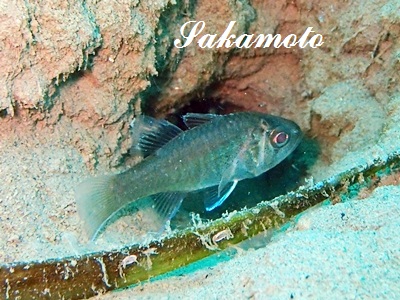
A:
98;185;400;299
1;87;400;299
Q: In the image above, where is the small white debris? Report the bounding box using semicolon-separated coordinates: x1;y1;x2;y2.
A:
94;257;111;288
212;228;233;244
119;255;138;280
141;247;158;270
121;255;138;269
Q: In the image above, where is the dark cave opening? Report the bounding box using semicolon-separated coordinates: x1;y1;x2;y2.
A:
151;95;321;228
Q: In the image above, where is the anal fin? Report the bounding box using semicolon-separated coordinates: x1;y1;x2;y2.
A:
151;192;186;227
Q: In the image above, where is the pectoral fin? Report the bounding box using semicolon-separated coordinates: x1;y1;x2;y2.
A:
218;145;251;194
218;129;266;191
203;180;238;211
206;136;260;212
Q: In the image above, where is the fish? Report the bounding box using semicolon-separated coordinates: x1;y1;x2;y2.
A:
75;112;302;240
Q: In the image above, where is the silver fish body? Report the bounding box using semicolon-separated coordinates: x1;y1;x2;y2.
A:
76;112;302;239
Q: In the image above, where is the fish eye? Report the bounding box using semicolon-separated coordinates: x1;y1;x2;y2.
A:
270;130;289;148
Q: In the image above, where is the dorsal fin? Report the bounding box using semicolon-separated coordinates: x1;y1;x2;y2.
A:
130;115;183;157
182;113;221;129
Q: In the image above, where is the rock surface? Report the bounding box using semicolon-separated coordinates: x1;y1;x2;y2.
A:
0;2;399;297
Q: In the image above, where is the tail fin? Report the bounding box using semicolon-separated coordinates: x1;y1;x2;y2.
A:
75;175;123;240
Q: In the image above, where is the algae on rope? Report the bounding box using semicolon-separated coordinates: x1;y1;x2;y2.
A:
1;150;400;299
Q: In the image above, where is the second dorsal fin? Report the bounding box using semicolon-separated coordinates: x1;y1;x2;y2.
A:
130;115;183;157
182;113;221;129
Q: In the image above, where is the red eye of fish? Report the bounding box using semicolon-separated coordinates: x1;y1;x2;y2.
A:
271;131;289;148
